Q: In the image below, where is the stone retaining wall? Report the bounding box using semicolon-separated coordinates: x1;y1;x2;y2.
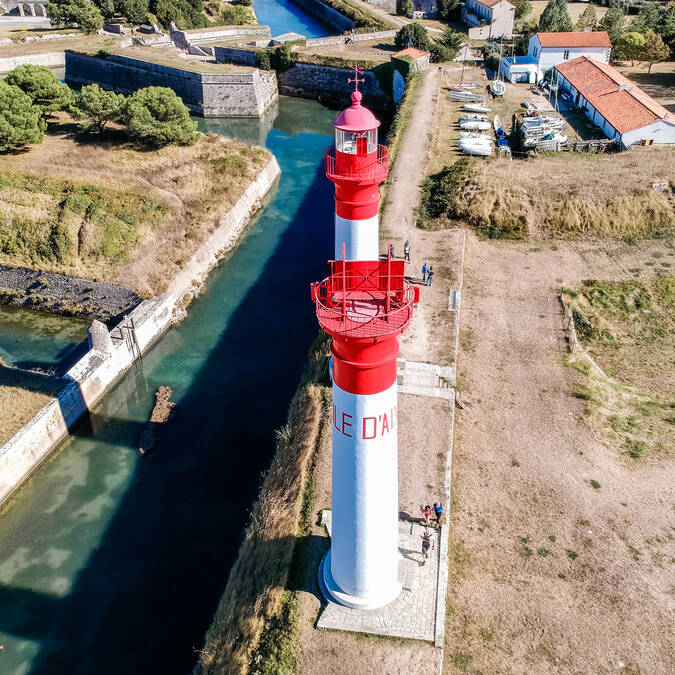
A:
170;25;270;50
65;50;278;117
304;29;396;46
0;155;281;509
213;45;257;68
0;50;64;73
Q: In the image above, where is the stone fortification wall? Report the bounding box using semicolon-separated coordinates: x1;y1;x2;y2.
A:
170;25;270;50
304;29;396;46
0;155;281;509
65;50;278;117
288;0;355;33
278;62;388;107
0;51;64;73
213;45;257;67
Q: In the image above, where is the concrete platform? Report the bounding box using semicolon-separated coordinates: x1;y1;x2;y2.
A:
317;514;447;644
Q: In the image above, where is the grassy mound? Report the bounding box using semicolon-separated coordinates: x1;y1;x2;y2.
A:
0;132;270;294
418;148;675;241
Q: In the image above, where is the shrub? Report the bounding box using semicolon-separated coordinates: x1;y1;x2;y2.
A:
122;86;198;147
417;159;471;226
70;84;126;132
255;49;272;70
0;82;46;152
219;3;254;25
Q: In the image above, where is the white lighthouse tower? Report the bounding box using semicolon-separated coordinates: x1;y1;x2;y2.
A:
313;77;418;610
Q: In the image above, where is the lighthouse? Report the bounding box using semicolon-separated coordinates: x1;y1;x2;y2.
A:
313;75;418;610
324;71;388;261
313;252;419;609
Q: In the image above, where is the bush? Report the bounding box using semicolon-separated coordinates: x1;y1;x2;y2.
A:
417;159;471;226
0;82;46;152
394;22;431;50
219;3;254;24
5;64;74;115
121;0;149;24
151;0;210;29
396;0;413;18
232;0;252;4
255;49;272;70
46;0;104;33
122;86;198;147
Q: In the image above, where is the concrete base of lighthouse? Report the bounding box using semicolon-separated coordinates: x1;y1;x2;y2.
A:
319;550;403;610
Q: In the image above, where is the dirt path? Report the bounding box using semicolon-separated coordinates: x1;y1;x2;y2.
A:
446;234;675;673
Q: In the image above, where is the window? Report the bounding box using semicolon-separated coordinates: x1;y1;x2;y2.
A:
335;129;377;155
563;49;570;60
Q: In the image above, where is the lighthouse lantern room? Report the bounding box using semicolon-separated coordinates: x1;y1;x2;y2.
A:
325;68;389;261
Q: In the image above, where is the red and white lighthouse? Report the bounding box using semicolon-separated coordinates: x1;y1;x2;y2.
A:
313;253;419;609
325;74;388;261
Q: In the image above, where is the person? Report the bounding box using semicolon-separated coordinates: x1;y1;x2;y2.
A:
426;265;434;286
404;240;411;262
420;527;435;564
421;504;432;526
422;262;428;283
433;502;443;525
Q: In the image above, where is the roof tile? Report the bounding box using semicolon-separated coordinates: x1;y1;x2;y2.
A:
537;31;611;48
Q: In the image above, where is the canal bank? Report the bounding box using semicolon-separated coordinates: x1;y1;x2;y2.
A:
0;97;336;675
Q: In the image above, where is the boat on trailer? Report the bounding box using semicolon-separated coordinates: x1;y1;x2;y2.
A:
463;103;491;113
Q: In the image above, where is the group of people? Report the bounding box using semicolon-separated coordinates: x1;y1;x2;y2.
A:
419;502;443;564
403;239;434;287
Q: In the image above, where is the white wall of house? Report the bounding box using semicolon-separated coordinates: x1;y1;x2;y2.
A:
622;121;675;147
463;0;515;39
528;36;610;71
501;59;538;83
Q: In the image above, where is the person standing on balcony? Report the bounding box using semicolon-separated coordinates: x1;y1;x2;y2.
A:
404;240;410;262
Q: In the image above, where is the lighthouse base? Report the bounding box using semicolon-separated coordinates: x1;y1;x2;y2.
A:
319;550;403;610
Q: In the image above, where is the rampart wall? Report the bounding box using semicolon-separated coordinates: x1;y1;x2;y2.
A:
287;0;355;33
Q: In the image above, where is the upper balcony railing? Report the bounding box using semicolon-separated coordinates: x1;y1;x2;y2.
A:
324;144;389;184
311;258;417;340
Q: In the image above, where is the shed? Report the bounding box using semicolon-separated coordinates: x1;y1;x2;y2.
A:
501;55;538;83
391;47;430;73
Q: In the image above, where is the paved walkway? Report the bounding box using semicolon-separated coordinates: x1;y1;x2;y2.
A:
318;517;444;643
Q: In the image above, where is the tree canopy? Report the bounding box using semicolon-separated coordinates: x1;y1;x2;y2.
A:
640;30;670;73
394;23;431;51
0;82;46;153
122;87;198;147
71;84;126;132
599;1;626;45
616;31;646;65
436;0;460;22
396;0;413;18
513;0;531;22
538;0;573;32
575;3;597;31
5;64;74;115
46;0;104;33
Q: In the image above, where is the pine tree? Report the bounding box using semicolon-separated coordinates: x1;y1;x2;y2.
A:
538;0;573;32
0;82;46;152
599;1;626;45
575;3;597;31
396;0;413;18
46;0;104;33
5;64;74;115
631;2;662;34
70;84;126;132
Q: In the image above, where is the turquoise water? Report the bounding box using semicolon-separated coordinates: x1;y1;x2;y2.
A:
0;97;335;675
0;306;89;372
253;0;333;37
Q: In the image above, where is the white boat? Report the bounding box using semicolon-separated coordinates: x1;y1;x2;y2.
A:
493;114;502;131
459;120;491;131
460;114;489;122
459;141;493;156
451;90;486;103
463;103;491;113
459;131;493;141
490;79;506;97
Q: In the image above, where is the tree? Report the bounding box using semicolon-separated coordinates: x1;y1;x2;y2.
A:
639;30;670;73
436;0;460;21
122;87;198;147
438;27;465;53
631;2;661;34
599;1;626;45
5;64;74;115
232;0;252;5
0;82;46;152
121;0;149;24
538;0;573;32
575;3;597;31
46;0;104;33
661;4;675;55
396;0;413;18
70;84;126;132
616;31;646;65
394;23;431;51
96;0;115;19
513;0;531;21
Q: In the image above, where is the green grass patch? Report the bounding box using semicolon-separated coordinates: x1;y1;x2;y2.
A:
624;438;649;459
590;480;601;489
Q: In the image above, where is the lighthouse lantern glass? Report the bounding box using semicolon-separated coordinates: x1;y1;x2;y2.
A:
336;129;377;155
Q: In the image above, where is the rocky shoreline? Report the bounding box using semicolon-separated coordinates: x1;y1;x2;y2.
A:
0;265;142;324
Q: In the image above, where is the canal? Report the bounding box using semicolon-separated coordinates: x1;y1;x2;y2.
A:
253;0;333;38
0;97;336;675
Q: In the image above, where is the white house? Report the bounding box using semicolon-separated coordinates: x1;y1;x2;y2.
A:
528;31;611;72
501;55;538;83
555;56;675;148
461;0;515;40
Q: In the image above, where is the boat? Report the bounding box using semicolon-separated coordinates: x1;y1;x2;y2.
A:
459;119;491;131
460;114;489;122
451;90;486;103
463;103;491;113
459;131;493;141
490;79;506;97
449;84;477;91
458;141;493;156
493;114;502;131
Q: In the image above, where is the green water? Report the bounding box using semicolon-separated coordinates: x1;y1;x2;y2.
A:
0;96;336;675
0;306;89;372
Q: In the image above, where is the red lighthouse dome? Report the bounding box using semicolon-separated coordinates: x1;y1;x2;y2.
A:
333;90;380;132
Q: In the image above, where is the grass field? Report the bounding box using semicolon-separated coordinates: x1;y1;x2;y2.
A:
613;61;675;112
0;127;269;295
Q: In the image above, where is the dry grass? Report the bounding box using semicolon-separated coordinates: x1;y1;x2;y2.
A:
0;364;65;445
296;38;396;64
458;148;674;240
613;61;675;113
0;127;270;295
195;337;330;675
0;34;112;58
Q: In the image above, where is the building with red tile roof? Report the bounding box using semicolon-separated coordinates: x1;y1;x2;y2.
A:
391;47;430;73
554;57;675;147
528;31;611;71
